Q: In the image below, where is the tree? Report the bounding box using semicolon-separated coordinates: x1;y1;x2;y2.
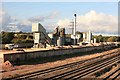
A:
76;31;81;34
11;38;22;44
26;35;33;39
2;32;14;44
98;35;103;42
107;36;117;42
93;35;103;43
18;31;23;34
93;35;104;43
16;35;27;39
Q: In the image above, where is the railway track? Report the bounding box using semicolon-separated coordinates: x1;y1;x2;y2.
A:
45;55;119;80
5;51;120;80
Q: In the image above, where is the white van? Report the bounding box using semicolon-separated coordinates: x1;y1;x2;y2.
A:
5;44;14;50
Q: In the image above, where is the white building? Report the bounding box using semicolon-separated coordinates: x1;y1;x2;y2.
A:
32;23;52;48
83;31;92;43
32;23;46;44
71;34;82;44
71;34;81;39
32;23;46;32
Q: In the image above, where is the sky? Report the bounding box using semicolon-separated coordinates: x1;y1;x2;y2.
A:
0;2;118;36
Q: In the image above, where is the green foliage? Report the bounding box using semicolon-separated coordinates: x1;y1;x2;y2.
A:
26;35;33;39
107;36;117;42
0;32;33;44
65;34;71;38
12;34;33;44
18;31;23;34
93;35;103;42
11;38;34;44
97;35;103;42
76;31;81;34
2;32;14;44
15;35;27;39
25;39;34;43
20;35;27;39
93;35;118;42
11;38;22;44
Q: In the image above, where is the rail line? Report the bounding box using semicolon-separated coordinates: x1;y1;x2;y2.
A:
5;51;120;80
46;55;119;79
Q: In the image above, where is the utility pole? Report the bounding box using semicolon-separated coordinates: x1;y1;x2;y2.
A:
69;20;74;34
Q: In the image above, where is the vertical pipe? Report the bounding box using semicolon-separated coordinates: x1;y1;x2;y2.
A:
74;14;76;45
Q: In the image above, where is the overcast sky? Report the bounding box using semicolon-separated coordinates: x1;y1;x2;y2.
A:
0;2;118;36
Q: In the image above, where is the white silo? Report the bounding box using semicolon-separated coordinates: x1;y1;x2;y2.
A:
87;31;92;43
94;38;97;43
57;37;62;46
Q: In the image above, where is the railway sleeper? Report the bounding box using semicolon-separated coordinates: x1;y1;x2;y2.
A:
94;66;112;77
72;58;119;79
20;54;115;79
51;56;119;79
108;69;120;80
115;74;120;80
97;64;119;79
93;64;118;77
9;51;120;80
11;53;108;79
13;57;104;79
50;57;117;79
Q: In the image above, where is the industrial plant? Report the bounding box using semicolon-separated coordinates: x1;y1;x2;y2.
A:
31;14;95;48
1;14;120;80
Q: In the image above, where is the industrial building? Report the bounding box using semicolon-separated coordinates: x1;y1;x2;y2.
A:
83;31;93;43
48;26;65;46
32;22;94;48
69;14;94;45
32;23;66;48
32;23;53;48
32;14;95;48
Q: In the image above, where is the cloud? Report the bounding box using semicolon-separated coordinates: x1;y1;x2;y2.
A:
57;10;118;35
47;11;60;19
28;11;59;22
0;9;19;32
44;23;57;33
57;19;70;28
7;23;20;32
1;10;59;32
28;16;46;22
0;9;32;32
1;9;117;35
19;11;59;32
